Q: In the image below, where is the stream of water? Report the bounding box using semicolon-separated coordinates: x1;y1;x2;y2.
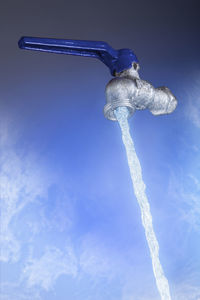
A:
114;106;171;300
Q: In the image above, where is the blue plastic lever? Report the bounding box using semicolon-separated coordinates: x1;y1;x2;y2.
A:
18;37;138;76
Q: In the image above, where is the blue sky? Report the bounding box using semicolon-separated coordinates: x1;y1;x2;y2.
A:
1;1;200;299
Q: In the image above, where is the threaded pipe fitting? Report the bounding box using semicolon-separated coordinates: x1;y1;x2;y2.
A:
104;99;135;121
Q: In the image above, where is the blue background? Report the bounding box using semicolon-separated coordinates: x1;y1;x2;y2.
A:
0;0;200;299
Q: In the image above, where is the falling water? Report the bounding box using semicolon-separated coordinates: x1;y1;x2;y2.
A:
114;106;171;300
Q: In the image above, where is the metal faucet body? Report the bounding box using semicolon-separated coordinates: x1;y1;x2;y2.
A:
104;64;177;120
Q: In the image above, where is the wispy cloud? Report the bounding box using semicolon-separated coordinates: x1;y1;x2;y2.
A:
184;75;200;129
168;170;200;232
167;157;200;299
79;233;116;280
122;280;160;300
172;270;200;300
0;116;55;262
0;282;42;300
0;115;77;298
79;233;162;299
23;244;78;291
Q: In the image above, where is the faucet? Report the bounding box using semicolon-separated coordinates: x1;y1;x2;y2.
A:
18;37;177;120
104;62;177;120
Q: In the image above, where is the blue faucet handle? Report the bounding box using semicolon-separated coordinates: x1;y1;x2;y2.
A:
18;37;138;76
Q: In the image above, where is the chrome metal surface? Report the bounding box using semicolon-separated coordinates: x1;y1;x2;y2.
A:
104;64;177;120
